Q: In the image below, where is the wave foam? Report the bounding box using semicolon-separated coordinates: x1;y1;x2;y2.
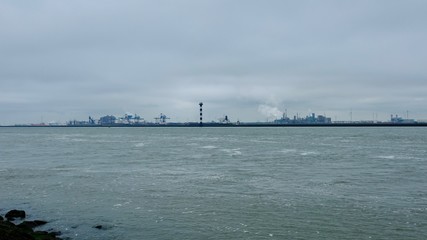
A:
377;155;395;159
201;145;217;149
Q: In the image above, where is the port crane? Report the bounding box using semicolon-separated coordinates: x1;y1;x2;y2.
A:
154;113;170;124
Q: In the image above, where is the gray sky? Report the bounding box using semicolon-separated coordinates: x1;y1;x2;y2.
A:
1;0;426;124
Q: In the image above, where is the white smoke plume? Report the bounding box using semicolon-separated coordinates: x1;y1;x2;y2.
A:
258;105;283;120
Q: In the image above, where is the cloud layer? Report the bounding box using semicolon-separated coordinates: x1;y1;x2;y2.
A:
1;0;426;124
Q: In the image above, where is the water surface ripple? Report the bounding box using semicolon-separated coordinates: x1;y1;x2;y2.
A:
1;127;426;239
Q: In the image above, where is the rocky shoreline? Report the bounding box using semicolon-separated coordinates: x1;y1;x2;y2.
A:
0;209;62;240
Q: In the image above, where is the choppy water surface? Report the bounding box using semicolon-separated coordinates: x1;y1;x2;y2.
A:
1;127;426;239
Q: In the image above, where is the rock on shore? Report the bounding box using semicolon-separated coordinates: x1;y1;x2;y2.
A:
0;209;62;240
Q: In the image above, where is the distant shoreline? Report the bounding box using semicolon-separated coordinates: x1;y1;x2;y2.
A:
2;123;427;127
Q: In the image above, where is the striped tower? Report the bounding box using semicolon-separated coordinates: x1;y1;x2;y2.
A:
199;102;203;126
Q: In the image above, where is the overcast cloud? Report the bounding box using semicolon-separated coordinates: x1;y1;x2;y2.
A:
1;0;426;124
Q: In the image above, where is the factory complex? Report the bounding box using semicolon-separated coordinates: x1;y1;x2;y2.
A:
62;103;425;127
5;102;426;127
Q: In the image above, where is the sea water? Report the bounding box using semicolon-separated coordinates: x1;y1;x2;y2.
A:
0;127;426;239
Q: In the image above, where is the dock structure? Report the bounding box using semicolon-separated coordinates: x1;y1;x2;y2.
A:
199;102;203;126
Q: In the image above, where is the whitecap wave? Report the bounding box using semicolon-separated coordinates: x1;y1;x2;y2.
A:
300;151;317;156
376;155;395;159
280;149;297;154
221;148;242;156
201;145;217;149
